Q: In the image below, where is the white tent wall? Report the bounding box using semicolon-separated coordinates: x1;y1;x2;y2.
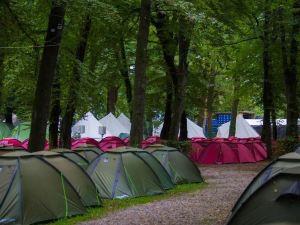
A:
117;113;131;131
217;114;260;138
153;118;206;138
72;112;110;140
99;113;130;137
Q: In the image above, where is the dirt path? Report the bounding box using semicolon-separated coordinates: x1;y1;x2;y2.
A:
80;162;267;225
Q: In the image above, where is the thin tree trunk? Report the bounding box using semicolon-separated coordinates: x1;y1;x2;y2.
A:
118;37;132;108
179;110;188;141
28;1;66;152
0;50;4;111
206;71;217;138
106;85;119;114
60;15;91;149
286;0;300;139
49;68;61;149
229;75;240;137
160;73;173;139
271;109;277;140
129;0;151;147
4;107;13;127
261;0;273;158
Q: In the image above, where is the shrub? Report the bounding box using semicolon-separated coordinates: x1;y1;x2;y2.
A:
275;137;300;157
164;140;192;155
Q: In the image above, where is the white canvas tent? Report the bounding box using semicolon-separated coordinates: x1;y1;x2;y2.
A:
99;113;130;137
217;114;260;138
153;118;206;138
117;113;131;131
72;112;110;140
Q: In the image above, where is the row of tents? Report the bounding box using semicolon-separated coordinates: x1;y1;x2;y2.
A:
0;143;203;225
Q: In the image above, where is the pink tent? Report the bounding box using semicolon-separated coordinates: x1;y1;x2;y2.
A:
71;138;100;149
21;139;49;150
98;136;126;151
190;138;267;164
0;138;25;149
142;136;160;149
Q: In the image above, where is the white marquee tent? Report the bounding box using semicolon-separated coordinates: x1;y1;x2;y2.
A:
117;113;131;131
217;114;260;138
72;112;110;140
99;113;130;137
153;118;206;138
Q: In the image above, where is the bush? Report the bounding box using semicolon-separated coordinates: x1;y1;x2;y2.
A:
163;140;192;155
274;137;300;157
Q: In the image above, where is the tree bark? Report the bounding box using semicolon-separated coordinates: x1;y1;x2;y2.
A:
28;1;66;152
179;110;188;141
4;107;13;127
129;0;151;147
106;85;119;114
261;0;273;158
160;73;173;139
60;15;91;149
49;68;61;149
0;50;4;111
229;75;240;137
271;108;277;140
206;70;217;138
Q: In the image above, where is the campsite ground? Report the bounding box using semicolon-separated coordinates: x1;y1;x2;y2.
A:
77;162;268;225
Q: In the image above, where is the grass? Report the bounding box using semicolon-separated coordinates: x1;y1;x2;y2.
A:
48;182;207;225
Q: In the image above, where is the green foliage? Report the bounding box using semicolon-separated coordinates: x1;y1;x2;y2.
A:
163;140;192;155
276;137;300;156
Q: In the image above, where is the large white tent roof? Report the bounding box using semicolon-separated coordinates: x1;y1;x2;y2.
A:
99;113;130;137
117;113;131;131
153;118;206;138
72;112;110;140
217;114;260;138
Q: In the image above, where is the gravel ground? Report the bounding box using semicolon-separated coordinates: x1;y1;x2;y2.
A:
80;162;268;225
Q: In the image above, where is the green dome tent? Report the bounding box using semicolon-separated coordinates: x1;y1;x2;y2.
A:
12;122;49;141
52;149;90;170
87;148;164;199
145;144;203;184
33;151;102;207
73;148;101;163
0;122;11;139
227;152;300;225
0;152;85;225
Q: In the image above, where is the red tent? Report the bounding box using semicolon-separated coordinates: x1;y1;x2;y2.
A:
71;138;100;149
98;136;126;151
0;138;25;149
190;138;267;164
142;136;160;149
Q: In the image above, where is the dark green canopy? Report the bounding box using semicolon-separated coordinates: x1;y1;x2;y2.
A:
146;144;203;184
87;148;164;199
33;151;102;207
0;152;85;225
228;152;300;225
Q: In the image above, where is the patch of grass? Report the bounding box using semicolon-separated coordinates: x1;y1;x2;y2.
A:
48;183;207;225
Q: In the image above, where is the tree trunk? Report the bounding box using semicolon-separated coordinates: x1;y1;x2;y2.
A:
0;50;4;111
4;107;13;127
179;110;188;141
60;15;91;149
129;0;151;147
229;75;240;137
28;1;66;152
206;71;217;138
160;73;173;139
286;0;300;139
261;0;273;158
168;18;192;140
106;85;119;114
271;109;277;140
118;37;132;109
49;69;61;149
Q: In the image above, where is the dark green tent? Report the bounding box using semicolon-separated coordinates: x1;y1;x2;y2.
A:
73;147;101;163
33;151;102;207
0;152;85;225
52;148;90;170
87;148;164;199
145;144;203;184
228;152;300;225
